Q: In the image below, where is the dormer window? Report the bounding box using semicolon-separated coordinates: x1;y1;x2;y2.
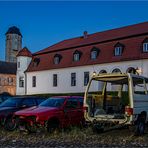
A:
114;42;124;56
54;54;62;64
33;58;40;67
91;47;99;60
54;57;60;64
142;38;148;52
115;47;122;56
73;50;82;62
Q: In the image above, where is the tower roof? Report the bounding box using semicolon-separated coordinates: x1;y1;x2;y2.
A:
17;47;32;57
6;26;22;36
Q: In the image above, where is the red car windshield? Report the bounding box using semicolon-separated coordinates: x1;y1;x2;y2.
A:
39;98;65;107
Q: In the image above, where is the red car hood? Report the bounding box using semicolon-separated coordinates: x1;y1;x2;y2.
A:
15;106;59;116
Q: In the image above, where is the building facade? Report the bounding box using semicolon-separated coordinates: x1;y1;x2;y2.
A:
16;22;148;95
0;61;17;95
5;26;22;63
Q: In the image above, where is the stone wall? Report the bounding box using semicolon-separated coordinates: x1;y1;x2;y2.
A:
0;74;16;95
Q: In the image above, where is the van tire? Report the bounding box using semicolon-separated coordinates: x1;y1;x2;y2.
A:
92;124;104;133
135;121;145;136
135;113;146;136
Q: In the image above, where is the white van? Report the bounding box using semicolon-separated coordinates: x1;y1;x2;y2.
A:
84;73;148;135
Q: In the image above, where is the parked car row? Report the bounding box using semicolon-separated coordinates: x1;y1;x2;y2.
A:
15;96;84;133
0;96;47;131
0;95;84;133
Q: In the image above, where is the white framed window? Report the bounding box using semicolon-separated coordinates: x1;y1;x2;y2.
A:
32;76;36;87
114;47;122;56
112;68;121;73
71;73;76;86
84;72;89;86
53;74;57;87
91;50;97;60
73;53;80;61
18;61;20;68
143;43;148;52
54;56;60;64
54;54;62;64
19;77;24;87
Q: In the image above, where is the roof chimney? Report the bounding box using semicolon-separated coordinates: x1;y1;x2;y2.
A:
83;31;88;39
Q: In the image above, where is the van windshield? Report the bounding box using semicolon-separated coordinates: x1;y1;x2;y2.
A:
133;77;148;95
86;75;129;117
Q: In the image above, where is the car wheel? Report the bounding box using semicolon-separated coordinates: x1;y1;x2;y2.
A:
4;117;17;131
47;120;59;133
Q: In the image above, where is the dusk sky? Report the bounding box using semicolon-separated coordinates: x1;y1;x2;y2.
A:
0;1;148;61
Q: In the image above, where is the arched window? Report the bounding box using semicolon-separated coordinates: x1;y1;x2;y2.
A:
142;38;148;52
114;42;124;56
126;67;137;74
91;47;100;60
54;54;62;64
112;68;121;73
73;50;82;62
99;70;107;74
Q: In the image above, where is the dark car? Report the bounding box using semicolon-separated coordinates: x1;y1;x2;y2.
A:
0;92;12;104
0;96;46;131
15;96;84;133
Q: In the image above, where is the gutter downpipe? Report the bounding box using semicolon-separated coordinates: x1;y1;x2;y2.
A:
25;72;27;95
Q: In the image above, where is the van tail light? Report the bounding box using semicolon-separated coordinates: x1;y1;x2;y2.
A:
83;106;88;112
125;106;133;116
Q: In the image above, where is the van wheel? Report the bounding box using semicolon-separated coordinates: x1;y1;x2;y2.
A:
92;124;104;133
135;121;145;136
135;113;146;136
4;117;17;131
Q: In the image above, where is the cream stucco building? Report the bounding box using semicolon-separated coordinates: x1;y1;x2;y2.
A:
16;22;148;95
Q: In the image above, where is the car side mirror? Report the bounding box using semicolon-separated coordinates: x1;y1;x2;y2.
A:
21;104;27;108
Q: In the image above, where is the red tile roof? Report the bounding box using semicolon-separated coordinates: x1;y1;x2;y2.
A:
26;22;148;72
35;22;148;55
17;47;32;57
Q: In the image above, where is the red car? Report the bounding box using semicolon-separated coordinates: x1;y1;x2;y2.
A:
14;96;84;132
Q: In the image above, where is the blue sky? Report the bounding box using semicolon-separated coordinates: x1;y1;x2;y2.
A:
0;1;148;61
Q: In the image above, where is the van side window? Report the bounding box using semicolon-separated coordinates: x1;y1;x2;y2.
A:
133;77;147;95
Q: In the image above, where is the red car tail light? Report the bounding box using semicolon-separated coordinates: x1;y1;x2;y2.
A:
83;106;88;112
125;106;133;116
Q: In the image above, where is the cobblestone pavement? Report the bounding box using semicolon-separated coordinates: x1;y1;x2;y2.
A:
0;127;148;147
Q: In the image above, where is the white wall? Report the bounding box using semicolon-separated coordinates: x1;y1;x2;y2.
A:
26;59;148;95
16;56;32;95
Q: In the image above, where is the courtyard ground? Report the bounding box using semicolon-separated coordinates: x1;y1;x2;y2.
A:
0;126;148;147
